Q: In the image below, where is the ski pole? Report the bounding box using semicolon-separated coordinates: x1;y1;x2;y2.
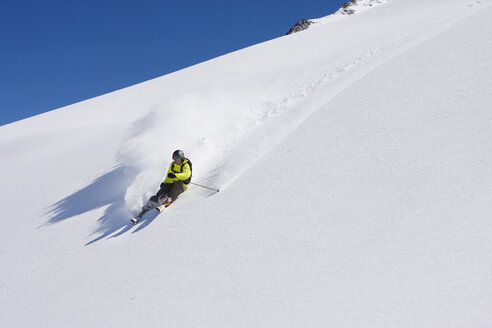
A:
190;182;220;192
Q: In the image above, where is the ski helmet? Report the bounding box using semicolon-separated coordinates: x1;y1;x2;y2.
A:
172;149;185;162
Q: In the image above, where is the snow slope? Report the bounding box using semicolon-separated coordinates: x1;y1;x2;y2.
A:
1;0;491;327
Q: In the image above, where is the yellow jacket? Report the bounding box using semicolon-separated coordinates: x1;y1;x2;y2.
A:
163;158;192;189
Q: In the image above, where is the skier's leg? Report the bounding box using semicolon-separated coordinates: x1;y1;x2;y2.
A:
143;183;173;211
142;198;158;211
167;181;186;205
155;183;173;203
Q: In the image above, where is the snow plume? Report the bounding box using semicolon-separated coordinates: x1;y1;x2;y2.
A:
116;83;274;212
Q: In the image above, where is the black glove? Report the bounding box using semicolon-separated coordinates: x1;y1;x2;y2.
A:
167;173;176;179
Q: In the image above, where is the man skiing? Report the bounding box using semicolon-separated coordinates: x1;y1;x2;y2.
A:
132;150;192;223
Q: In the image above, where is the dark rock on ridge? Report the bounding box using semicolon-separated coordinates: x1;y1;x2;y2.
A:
286;19;313;35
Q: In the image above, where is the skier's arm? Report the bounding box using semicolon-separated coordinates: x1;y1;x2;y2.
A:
175;163;191;181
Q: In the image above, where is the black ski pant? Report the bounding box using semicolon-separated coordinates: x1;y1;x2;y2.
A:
150;181;186;204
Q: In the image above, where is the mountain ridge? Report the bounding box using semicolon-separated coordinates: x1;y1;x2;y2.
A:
286;0;391;34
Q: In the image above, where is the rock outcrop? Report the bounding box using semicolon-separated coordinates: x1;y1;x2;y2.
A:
286;19;313;35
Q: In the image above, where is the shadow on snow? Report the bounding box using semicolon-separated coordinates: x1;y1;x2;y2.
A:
44;165;153;245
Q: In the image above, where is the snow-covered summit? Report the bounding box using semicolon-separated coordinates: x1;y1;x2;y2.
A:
336;0;391;15
287;0;391;34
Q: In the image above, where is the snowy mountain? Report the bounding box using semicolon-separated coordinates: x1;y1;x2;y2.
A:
286;0;391;34
1;0;491;327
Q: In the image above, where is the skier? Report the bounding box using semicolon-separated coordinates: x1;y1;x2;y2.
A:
132;150;192;223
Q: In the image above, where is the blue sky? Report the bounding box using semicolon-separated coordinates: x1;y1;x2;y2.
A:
0;0;347;126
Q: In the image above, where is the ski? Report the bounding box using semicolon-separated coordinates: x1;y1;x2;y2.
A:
131;204;168;225
131;209;149;225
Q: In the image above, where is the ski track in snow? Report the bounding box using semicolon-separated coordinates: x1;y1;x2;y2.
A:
276;0;490;113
